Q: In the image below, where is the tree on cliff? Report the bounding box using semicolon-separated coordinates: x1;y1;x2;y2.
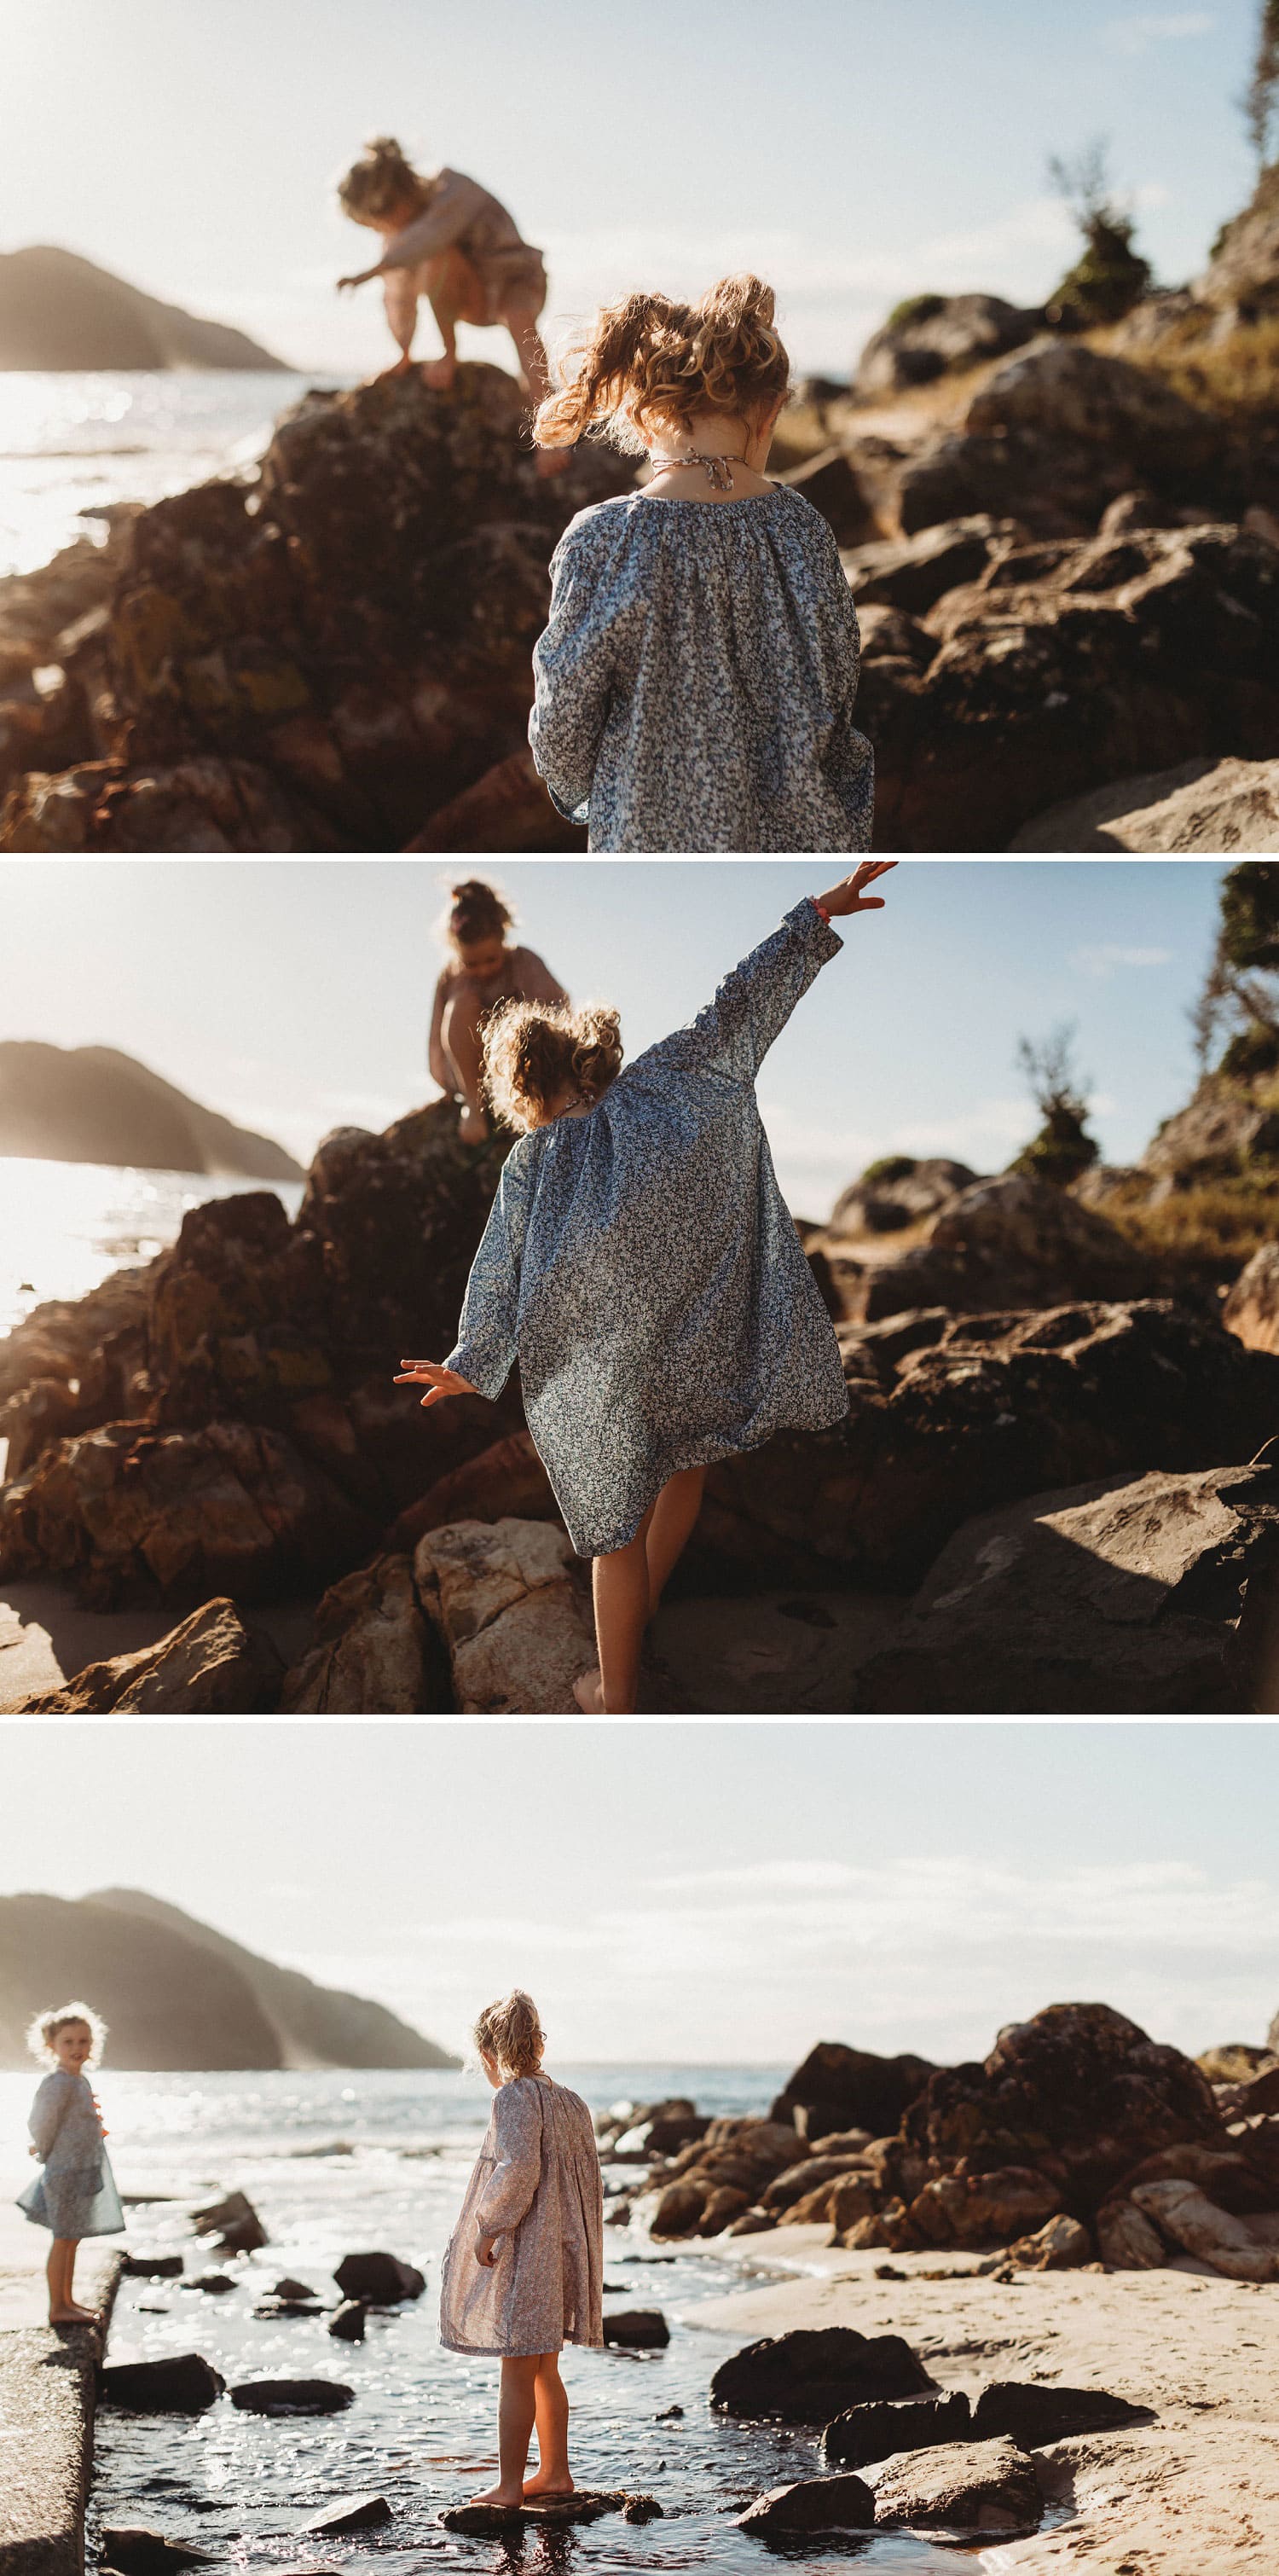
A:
1010;1024;1099;1187
1242;0;1279;172
1193;862;1279;1076
1045;139;1152;328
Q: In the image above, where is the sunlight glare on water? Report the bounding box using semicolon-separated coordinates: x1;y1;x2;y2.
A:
0;1157;304;1339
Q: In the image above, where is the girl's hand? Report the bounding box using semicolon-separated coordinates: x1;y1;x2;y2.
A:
476;2233;499;2269
393;1361;479;1409
337;267;381;293
817;860;897;916
28;2144;38;2157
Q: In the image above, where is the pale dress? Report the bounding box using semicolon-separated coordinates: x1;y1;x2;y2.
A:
446;900;850;1555
17;2068;124;2238
379;170;547;350
528;486;875;851
439;2074;604;2358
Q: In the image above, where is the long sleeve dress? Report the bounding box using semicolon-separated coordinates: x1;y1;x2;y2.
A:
17;2067;124;2238
377;170;547;351
439;2074;603;2358
528;487;875;853
444;899;850;1556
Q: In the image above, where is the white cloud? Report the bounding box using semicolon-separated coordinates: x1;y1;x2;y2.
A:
1105;11;1216;52
1071;943;1174;978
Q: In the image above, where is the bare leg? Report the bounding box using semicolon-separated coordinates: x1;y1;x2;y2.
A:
49;2238;95;2324
440;990;489;1142
645;1464;707;1615
469;2353;541;2504
581;1498;659;1714
506;304;575;479
524;2353;572;2496
421;247;488;391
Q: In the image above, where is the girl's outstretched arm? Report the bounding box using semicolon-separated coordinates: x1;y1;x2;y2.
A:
473;2081;543;2244
529;524;618;825
655;862;896;1085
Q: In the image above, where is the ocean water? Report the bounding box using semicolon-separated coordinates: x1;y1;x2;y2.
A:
0;371;347;581
0;1158;305;1344
0;2066;963;2574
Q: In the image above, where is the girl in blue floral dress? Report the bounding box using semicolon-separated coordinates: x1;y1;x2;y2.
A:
396;862;894;1712
18;2003;123;2322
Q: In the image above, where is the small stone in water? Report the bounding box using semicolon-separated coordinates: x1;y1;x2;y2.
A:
303;2497;393;2536
656;2404;684;2419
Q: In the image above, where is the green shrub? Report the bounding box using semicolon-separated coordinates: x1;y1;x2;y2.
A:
1048;214;1152;329
1221;1022;1279;1079
860;1153;918;1184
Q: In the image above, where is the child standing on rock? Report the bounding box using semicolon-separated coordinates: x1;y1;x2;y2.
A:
396;863;894;1712
430;880;569;1145
527;274;875;850
441;1991;602;2508
17;2003;123;2324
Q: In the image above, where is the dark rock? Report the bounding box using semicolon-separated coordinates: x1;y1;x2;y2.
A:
874;2435;1040;2537
119;2254;183;2278
333;2250;425;2303
14;1597;284;1715
388;1427;559;1550
761;2153;877;2215
823;2393;972;2469
855;1459;1279;1715
972;2382;1154;2444
828;1159;978;1239
440;2492;659;2533
854;294;1041;401
98;2531;216;2573
848;1175;1161;1320
649;2120;813;2239
710;2328;934;2424
270;2277;317;2300
229;2379;354;2416
771;2043;938;2142
102;2354;225;2413
327;2300;367;2342
179;2271;235;2295
845;517;1016;615
602;2309;669;2347
738;2474;876;2534
778;447;876;545
192;2190;267;2254
302;2498;392;2536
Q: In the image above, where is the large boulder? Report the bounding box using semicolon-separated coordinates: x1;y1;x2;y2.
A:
837;1174;1160;1319
1130;2179;1279;2281
413;1517;595;1714
823;2393;972;2470
843;518;1018;617
1198;165;1279;324
15;1595;283;1714
770;2042;938;2142
854;294;1040;401
280;1553;442;1714
872;2436;1040;2539
826;1157;978;1239
1142;1075;1279;1182
710;2327;934;2424
102;2355;225;2413
648;2117;816;2237
1224;1244;1279;1354
1;366;634;851
853;1460;1279;1715
1010;755;1279;851
738;2474;876;2535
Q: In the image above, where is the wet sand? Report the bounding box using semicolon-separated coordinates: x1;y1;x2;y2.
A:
687;2224;1279;2573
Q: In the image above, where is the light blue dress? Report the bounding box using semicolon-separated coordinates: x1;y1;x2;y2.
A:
446;900;849;1555
528;485;875;853
17;2068;124;2239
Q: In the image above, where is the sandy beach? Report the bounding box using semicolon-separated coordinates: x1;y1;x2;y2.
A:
689;2225;1279;2573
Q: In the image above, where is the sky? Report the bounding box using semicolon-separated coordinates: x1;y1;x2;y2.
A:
1;1720;1276;2065
0;0;1264;374
2;856;1227;1217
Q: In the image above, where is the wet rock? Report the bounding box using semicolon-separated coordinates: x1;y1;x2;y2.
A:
327;2300;367;2342
1010;755;1279;851
602;2308;669;2347
99;2530;217;2573
280;1552;438;1714
710;2327;934;2424
101;2353;225;2413
253;2299;326;2319
873;2434;1040;2538
771;2042;938;2142
854;1459;1279;1715
1225;1244;1279;1355
119;2254;183;2279
271;2277;318;2300
302;2498;393;2535
600;2100;709;2160
333;2251;425;2302
413;1516;594;1714
854;293;1040;400
1004;2212;1093;2269
17;1597;284;1714
1130;2179;1279;2280
972;2382;1154;2444
738;2474;876;2535
229;2379;354;2415
441;2492;660;2534
180;2271;235;2295
823;2393;972;2470
192;2189;268;2254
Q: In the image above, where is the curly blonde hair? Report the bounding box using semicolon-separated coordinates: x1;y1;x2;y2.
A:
26;2002;106;2068
482;998;622;1133
535;273;790;454
337;135;431;223
473;1989;545;2079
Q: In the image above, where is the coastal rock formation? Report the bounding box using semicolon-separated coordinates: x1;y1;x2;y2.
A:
824;2393;973;2469
0;1041;302;1176
738;2474;875;2533
972;2382;1152;2443
872;2435;1040;2538
0;754;336;853
852;1460;1279;1715
412;1517;594;1714
280;1553;442;1714
820;1172;1161;1320
826;1157;979;1238
1130;2179;1279;2281
229;2379;354;2416
333;2253;425;2301
0;244;284;370
1011;754;1279;851
854;293;1040;400
1224;1243;1279;1352
101;2356;225;2414
710;2327;934;2423
770;2041;937;2140
649;2118;820;2238
15;1596;283;1714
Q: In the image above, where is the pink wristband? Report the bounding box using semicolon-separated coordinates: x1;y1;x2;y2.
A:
811;896;832;924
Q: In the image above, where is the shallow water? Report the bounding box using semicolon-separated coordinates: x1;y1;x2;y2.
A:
0;1158;304;1343
70;2069;967;2574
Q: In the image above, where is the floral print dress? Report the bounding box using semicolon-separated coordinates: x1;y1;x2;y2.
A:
446;900;850;1554
439;2074;603;2358
17;2067;124;2238
528;486;874;852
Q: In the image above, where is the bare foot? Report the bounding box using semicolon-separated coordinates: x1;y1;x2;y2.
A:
49;2304;98;2325
459;1107;489;1146
523;2475;575;2499
421;356;458;391
466;2485;526;2509
572;1668;604;1713
535;445;576;479
375;355;415;381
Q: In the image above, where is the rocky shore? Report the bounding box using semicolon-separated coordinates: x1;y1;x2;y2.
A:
1;1019;1276;1714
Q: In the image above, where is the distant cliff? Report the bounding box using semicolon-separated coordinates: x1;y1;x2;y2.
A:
0;245;286;371
0;1888;460;2070
0;1042;304;1179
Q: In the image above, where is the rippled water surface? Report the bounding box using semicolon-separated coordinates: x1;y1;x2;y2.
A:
65;2069;964;2575
0;1159;304;1342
